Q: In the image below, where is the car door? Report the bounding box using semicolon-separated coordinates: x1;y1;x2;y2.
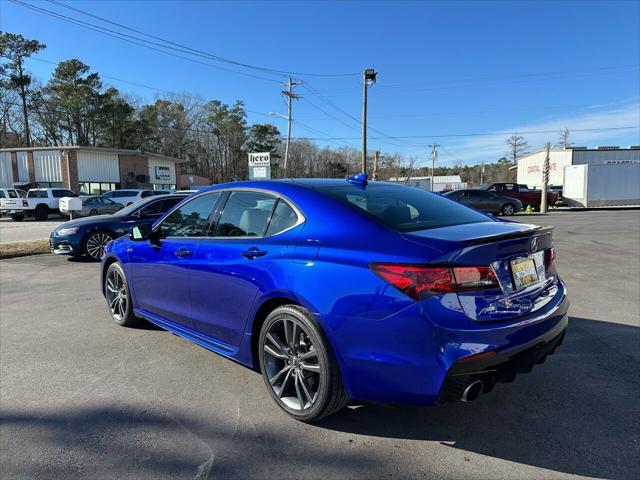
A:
128;192;222;328
188;190;303;347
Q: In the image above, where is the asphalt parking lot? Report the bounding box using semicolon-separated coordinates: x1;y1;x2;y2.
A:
1;210;638;479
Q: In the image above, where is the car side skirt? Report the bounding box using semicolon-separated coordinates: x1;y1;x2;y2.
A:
134;308;244;360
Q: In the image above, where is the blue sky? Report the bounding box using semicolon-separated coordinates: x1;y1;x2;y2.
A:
1;0;639;166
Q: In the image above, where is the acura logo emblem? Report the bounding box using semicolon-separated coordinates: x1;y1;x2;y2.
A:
530;237;539;253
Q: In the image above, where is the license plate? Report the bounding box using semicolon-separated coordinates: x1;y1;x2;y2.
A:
511;257;539;290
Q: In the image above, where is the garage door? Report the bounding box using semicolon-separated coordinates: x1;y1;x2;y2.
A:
34;150;62;183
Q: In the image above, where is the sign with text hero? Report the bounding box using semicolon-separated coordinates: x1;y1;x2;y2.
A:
248;152;271;180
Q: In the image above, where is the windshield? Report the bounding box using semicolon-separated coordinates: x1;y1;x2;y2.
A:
316;184;490;232
478;184;490;190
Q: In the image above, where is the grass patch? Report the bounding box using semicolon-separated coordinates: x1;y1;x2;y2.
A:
0;240;50;260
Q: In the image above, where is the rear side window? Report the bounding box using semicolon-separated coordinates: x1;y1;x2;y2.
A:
317;184;489;232
28;190;47;198
141;191;154;198
266;200;299;236
8;190;19;198
215;191;276;237
0;191;4;198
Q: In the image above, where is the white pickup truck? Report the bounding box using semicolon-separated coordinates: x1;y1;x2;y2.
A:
0;188;78;221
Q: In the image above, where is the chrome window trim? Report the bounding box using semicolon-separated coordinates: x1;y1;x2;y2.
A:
159;187;305;240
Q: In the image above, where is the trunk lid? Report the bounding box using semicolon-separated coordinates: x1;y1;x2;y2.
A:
404;221;558;322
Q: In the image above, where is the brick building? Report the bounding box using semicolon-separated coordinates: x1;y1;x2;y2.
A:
0;146;186;194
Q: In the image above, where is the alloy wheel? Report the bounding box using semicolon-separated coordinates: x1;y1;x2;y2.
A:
503;204;515;215
263;316;322;411
105;268;128;321
85;232;113;260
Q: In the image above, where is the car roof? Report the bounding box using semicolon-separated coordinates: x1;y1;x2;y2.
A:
197;178;406;194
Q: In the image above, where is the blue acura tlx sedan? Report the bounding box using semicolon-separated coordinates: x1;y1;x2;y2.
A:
101;176;569;422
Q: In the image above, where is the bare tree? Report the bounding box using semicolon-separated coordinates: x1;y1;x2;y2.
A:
505;134;530;164
557;127;573;148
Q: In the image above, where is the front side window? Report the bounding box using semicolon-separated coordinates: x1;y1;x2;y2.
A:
158;193;220;238
215;191;277;237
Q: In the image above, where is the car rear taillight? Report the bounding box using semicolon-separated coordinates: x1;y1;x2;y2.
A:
22;200;28;207
370;264;500;301
544;247;555;269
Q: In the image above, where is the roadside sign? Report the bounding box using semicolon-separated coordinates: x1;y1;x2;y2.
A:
249;152;271;180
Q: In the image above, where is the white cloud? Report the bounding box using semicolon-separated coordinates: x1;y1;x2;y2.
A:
435;101;640;165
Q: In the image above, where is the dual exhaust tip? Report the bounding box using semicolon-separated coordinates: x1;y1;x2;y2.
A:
461;380;484;402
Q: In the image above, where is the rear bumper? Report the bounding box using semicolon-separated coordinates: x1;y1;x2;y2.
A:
439;313;567;403
322;280;569;406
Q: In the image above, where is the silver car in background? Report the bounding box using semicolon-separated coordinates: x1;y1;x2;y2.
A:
63;196;123;218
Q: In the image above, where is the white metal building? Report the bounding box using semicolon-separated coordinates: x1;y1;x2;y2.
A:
0;146;185;193
388;175;467;192
516;146;640;188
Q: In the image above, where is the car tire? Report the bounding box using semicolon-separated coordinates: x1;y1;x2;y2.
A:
104;262;140;327
89;209;98;216
34;204;48;221
10;213;24;221
501;203;516;216
83;230;114;261
258;305;349;422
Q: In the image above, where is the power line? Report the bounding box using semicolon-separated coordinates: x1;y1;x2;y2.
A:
4;100;637;147
0;59;271;118
286;125;640;141
12;0;359;78
8;0;283;83
295;100;639;121
302;82;422;148
311;64;640;97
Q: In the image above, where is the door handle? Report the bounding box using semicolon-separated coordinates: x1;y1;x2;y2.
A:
242;247;267;259
175;248;192;258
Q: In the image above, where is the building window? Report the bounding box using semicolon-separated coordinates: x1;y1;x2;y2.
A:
152;184;176;190
35;182;63;189
79;182;121;195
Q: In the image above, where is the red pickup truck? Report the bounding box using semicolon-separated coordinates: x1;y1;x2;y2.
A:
479;183;559;210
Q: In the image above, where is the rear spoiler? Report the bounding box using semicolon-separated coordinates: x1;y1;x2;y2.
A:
463;225;554;246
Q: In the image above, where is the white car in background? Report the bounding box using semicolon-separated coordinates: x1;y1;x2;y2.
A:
101;189;158;206
0;188;27;217
0;188;78;221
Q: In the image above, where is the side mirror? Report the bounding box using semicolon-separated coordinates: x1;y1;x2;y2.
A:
129;224;157;242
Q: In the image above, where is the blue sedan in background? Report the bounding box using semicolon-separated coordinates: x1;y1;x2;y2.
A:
101;176;568;422
50;194;187;261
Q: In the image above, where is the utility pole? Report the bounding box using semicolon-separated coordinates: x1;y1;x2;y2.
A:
540;142;551;213
428;143;440;191
362;69;377;174
279;77;302;178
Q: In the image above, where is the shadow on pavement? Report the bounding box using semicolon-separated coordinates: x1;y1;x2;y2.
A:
1;317;637;479
317;316;639;479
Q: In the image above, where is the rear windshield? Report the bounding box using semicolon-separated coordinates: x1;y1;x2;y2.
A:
316;184;490;232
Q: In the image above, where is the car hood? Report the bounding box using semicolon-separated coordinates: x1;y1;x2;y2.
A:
54;214;121;230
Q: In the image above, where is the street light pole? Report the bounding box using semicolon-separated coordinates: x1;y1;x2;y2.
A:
428;143;440;192
362;69;377;175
